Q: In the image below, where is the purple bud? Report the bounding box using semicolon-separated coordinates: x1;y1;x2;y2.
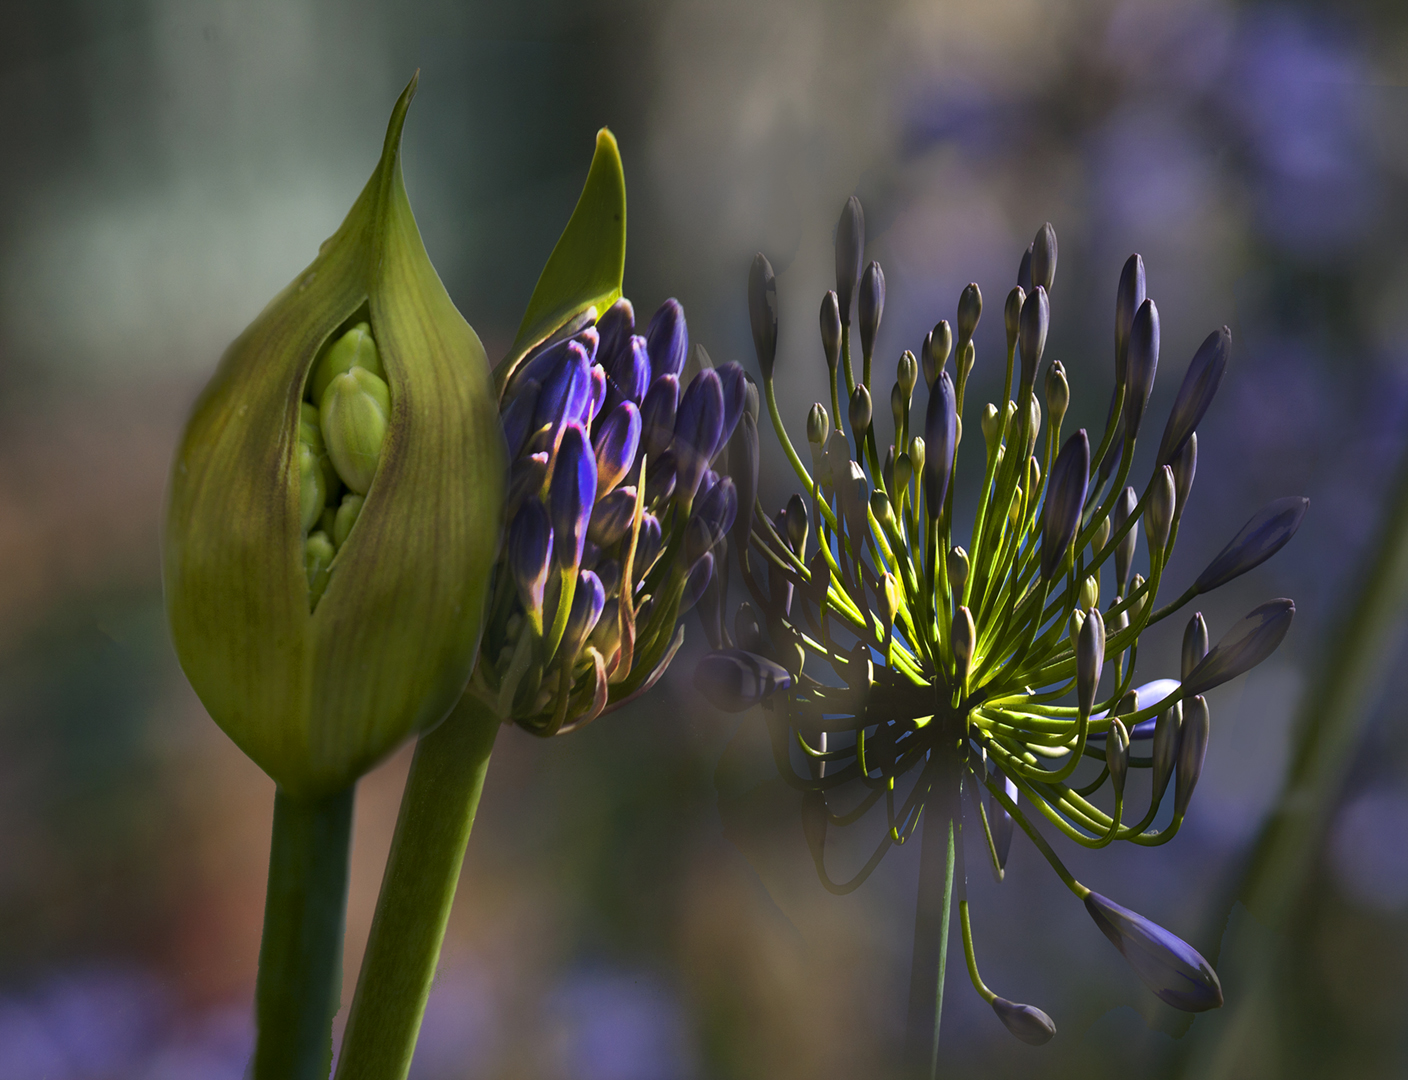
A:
595;298;635;367
1017;243;1034;294
716;362;749;455
500;378;542;459
924;370;957;513
514;334;579;393
646;298;688;380
1078;608;1105;716
586;364;607;425
506;451;549;521
1004;287;1025;357
587;485;637;547
1018;285;1049;391
1151;700;1181;805
1182;599;1294;697
640;374;680;460
633;513;663;585
1156;327;1230;468
561;569;607;660
1084;892;1222;1012
534;341;593;432
550;423;596;569
1115;254;1146;386
1031;222;1058;292
749;254;778;379
687;477;738;563
1124;298;1160;438
593;402;642;498
1194;497;1308;595
675;369;725;505
992;998;1056;1046
821;291;842;373
694;648;793;712
680;552;714;614
858;260;885;359
1182;612;1208;681
1172;431;1197;521
508;499;553;631
645;449;677;504
1175;694;1209;817
603;335;651;415
1113;486;1138;595
1040;429;1090;580
835;196;865;327
957;283;982;342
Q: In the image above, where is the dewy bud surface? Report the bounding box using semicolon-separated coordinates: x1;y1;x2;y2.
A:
163;76;505;797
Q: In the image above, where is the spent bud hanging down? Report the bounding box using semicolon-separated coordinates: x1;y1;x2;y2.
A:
1194;497;1309;594
1156;328;1230;468
1041;430;1090;580
1084;892;1223;1012
749;253;779;380
1115;254;1146;385
1182;600;1296;696
164;76;504;796
859;261;886;359
1175;694;1211;818
835;196;865;326
991;999;1057;1046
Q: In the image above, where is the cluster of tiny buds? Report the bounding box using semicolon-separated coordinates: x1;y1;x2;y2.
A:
476;297;747;736
694;198;1306;1044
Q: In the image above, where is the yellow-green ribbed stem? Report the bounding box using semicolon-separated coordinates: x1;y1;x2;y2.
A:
335;696;499;1080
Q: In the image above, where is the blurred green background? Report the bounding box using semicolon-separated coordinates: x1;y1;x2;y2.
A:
3;0;1408;1076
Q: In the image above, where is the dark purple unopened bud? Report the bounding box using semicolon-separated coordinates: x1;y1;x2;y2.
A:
595;298;635;368
602;335;650;415
515;334;580;392
821;291;841;373
674;369;725;505
923;370;957;513
508;498;553;633
992;998;1056;1046
1040;429;1090;580
716;362;748;454
506;451;549;521
646;298;688;380
501;378;542;459
1078;608;1106;716
645;450;676;504
550;423;596;569
1193;497;1308;595
687;477;738;563
749;254;778;380
1017;243;1034;294
633;513;663;583
1181;612;1208;681
561;569;607;660
1156;327;1230;468
1031;222;1058;292
849;384;873;436
957;283;982;342
1182;599;1295;696
858;260;885;359
1114;486;1138;595
1004;287;1025;356
990;772;1017;872
1115;254;1146;385
1084;892;1222;1012
1124;298;1160;437
534;341;593;432
587;485;637;547
1172;432;1197;521
785;493;809;555
1151;701;1181;805
586;365;607;425
835;196;865;327
694;648;793;712
594;402;641;497
640;374;680;459
680;552;714;615
1018;286;1049;391
1175;694;1209;817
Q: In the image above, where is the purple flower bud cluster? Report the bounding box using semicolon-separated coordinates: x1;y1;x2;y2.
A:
488;296;744;736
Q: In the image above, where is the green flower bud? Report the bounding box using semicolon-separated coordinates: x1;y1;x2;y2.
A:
321;366;391;495
1080;574;1100;613
298;442;326;533
311;320;385;405
908;435;926;480
163;76;506;797
807;402;831;448
948;545;970;594
334;493;365;550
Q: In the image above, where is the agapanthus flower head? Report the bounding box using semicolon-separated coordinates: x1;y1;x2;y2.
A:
696;207;1306;1043
476;293;740;737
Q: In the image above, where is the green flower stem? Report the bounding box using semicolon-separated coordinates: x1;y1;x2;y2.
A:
253;785;356;1080
335;695;500;1080
904;743;960;1079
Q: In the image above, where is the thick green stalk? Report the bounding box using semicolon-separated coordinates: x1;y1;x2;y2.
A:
904;751;959;1079
253;785;356;1080
335;695;500;1080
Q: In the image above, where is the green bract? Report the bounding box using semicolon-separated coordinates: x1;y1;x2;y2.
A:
163;74;505;797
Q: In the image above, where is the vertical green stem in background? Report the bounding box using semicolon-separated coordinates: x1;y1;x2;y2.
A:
335;695;500;1080
1179;443;1408;1080
253;785;356;1080
905;751;959;1080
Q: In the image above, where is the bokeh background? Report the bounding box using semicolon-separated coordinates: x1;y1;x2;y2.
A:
2;0;1408;1076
